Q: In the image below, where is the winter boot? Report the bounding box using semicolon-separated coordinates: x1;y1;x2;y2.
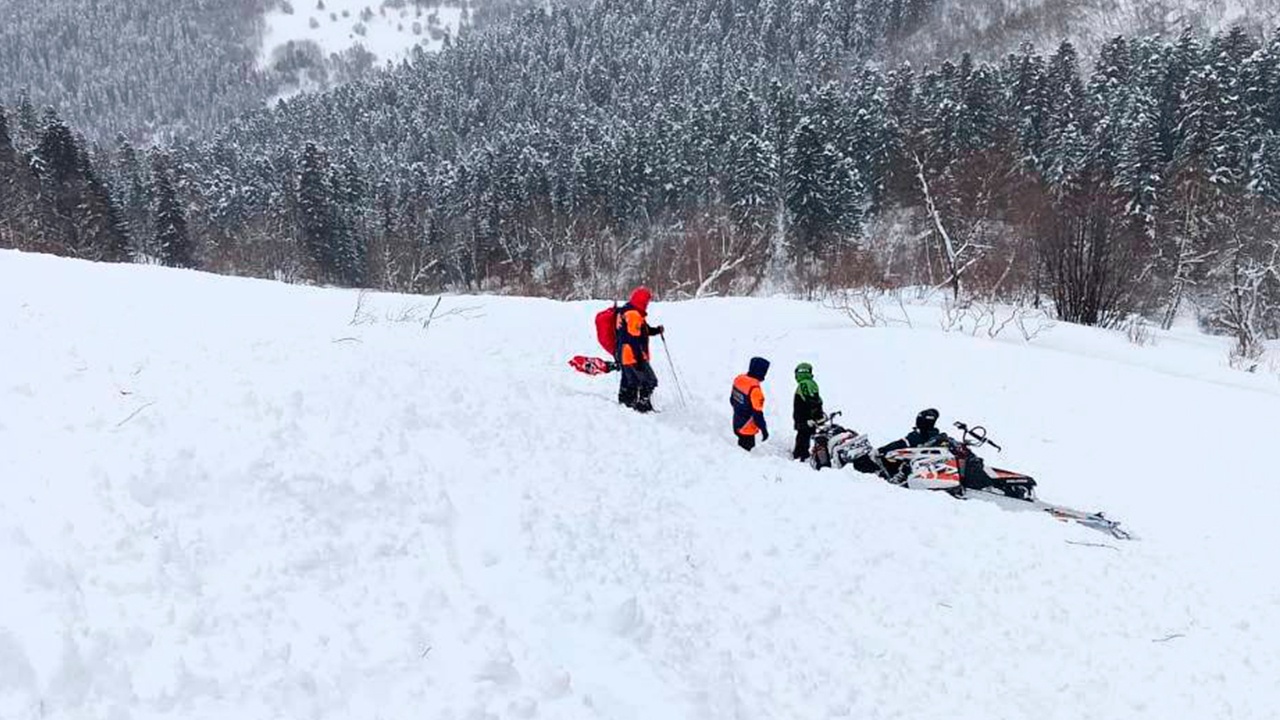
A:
633;390;654;413
618;383;637;408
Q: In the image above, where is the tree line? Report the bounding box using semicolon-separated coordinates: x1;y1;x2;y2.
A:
0;0;1276;364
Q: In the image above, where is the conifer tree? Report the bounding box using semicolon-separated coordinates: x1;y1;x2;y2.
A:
1042;41;1088;191
298;142;341;282
152;153;193;268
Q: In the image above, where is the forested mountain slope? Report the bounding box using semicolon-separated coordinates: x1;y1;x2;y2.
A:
1;0;1277;366
0;0;506;140
895;0;1279;62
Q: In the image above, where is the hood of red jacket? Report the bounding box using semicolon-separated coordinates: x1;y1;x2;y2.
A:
629;286;652;313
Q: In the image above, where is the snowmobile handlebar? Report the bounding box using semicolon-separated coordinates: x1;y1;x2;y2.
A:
809;411;844;430
953;421;1003;452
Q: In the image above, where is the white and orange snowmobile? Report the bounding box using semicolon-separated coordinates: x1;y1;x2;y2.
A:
880;422;1037;499
807;412;881;473
811;416;1132;539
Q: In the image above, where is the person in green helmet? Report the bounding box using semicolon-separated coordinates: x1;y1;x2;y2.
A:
792;362;825;461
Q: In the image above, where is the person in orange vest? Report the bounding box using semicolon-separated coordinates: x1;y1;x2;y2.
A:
730;356;770;451
615;286;664;413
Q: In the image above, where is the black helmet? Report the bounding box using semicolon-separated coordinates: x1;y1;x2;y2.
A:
915;408;939;432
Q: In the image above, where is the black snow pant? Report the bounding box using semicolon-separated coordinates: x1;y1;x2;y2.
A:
793;427;813;460
737;434;756;451
618;361;658;412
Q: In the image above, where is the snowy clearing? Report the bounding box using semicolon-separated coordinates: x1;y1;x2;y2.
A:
1;250;1279;719
259;0;463;68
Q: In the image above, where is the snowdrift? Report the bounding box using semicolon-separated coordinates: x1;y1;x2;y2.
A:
2;250;1279;719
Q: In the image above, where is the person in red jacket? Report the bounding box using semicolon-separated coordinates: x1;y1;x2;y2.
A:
614;286;664;413
730;356;770;451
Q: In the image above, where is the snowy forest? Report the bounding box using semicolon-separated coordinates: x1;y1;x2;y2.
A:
1;0;1278;363
0;0;512;141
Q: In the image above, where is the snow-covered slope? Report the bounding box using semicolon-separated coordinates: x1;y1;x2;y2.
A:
260;0;463;68
2;250;1279;719
895;0;1279;62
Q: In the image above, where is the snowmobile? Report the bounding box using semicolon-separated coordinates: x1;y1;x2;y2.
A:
807;412;882;473
880;422;1037;500
811;415;1133;539
887;422;1132;539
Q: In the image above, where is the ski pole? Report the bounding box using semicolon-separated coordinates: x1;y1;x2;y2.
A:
660;334;689;408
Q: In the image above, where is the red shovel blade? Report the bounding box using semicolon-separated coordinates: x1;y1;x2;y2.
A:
569;355;615;376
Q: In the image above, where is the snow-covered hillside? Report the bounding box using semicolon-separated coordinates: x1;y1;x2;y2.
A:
896;0;1279;62
260;0;463;68
2;250;1279;719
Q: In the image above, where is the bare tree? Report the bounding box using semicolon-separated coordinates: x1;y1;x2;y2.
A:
1211;225;1280;371
913;152;980;299
1036;179;1148;327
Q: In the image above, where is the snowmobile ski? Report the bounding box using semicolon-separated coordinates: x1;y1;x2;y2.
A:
959;486;1134;540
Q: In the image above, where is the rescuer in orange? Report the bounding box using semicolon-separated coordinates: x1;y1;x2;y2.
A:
730;356;770;451
615;286;663;413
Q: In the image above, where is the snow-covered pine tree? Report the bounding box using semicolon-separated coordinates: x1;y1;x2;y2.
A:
13;89;39;153
847;76;892;212
0;106;11;164
113;135;153;257
1204;28;1262;189
1042;41;1088;193
727;82;778;235
331;149;368;286
1249;132;1280;204
152;153;193;269
1086;36;1132;175
297;142;343;283
785;115;833;261
1005;45;1048;173
1114;56;1163;229
0;106;15;243
1266;36;1280;136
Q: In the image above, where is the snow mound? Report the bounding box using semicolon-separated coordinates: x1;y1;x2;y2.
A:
2;250;1279;719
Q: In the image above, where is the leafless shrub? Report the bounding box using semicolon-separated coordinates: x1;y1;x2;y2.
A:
826;287;914;328
1229;344;1265;372
1120;313;1155;347
349;289;376;325
939;296;1054;341
828;287;885;328
349;288;483;330
1264;352;1280;380
413;296;485;330
938;296;972;334
386;302;427;323
1014;307;1056;342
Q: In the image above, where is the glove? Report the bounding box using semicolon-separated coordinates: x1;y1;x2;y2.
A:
761;428;770;442
650;325;664;336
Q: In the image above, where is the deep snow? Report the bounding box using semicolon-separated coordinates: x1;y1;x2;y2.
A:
1;250;1279;719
